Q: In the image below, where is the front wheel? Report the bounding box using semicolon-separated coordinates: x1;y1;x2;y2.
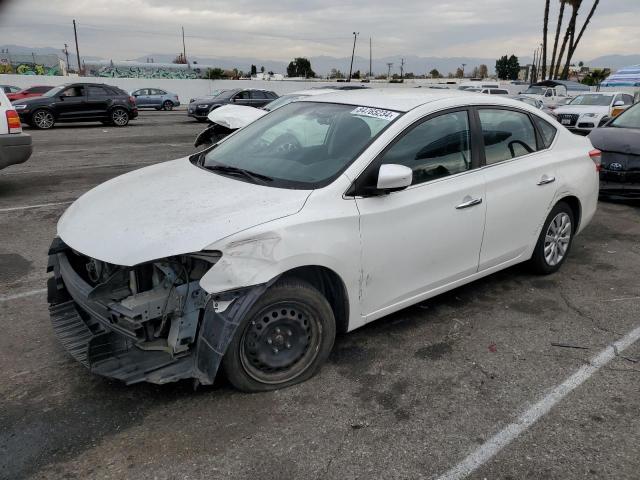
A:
162;100;174;111
31;109;55;129
222;279;336;392
110;107;130;127
529;201;575;274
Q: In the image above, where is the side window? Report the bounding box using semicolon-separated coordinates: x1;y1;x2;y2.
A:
545;90;553;97
235;91;250;99
479;109;537;164
154;89;166;95
32;86;51;93
251;91;267;99
380;110;471;186
88;86;108;97
62;86;85;97
532;116;557;149
623;95;634;105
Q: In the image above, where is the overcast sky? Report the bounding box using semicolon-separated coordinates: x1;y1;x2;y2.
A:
1;0;638;61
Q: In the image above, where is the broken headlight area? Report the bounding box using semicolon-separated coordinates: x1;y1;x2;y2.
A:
47;238;229;384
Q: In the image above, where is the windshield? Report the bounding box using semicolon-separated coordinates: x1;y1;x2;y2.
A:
202;102;400;188
569;94;613;106
610;103;640;129
524;86;546;95
43;85;66;97
263;94;309;112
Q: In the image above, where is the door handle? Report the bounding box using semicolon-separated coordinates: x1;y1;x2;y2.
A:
537;175;556;186
456;197;483;209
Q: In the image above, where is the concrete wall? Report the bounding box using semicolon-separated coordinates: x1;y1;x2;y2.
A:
1;74;425;104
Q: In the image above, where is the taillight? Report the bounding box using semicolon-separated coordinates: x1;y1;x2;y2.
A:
129;96;136;105
6;109;22;134
589;149;602;172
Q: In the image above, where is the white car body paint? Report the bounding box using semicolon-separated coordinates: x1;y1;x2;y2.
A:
206;104;267;130
58;89;598;333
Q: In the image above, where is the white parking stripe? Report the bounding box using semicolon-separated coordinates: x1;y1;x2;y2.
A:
0;288;47;302
436;324;640;480
0;201;72;213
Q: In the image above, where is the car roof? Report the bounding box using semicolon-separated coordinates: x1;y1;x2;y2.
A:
300;88;540;113
285;89;335;96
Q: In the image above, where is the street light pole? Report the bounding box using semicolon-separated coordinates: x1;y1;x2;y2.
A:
348;31;359;82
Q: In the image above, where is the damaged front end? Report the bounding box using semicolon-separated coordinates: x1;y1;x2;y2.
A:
46;238;268;385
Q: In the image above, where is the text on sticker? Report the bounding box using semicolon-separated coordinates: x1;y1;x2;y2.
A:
351;106;399;121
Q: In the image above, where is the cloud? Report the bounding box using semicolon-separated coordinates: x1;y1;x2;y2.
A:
0;0;638;62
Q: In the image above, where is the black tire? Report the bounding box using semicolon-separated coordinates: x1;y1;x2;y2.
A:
196;118;206;123
110;107;130;127
162;100;174;111
529;201;575;275
31;109;55;129
222;279;336;392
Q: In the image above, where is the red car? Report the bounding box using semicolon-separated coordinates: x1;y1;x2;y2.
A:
7;85;54;101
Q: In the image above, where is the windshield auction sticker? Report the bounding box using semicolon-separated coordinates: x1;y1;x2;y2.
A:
351;106;399;121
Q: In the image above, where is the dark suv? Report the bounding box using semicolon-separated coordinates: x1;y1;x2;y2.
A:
12;83;138;129
187;88;278;121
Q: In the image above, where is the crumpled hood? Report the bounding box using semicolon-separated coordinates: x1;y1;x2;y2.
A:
207;104;267;130
58;157;312;266
590;127;640;155
555;105;609;116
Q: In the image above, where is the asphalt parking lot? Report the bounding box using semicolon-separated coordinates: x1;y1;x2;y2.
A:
1;111;639;480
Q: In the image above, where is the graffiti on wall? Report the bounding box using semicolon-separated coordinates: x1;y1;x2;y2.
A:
92;65;198;79
0;60;62;76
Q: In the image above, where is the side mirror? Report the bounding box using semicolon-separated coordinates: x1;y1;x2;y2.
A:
613;100;625;107
377;164;412;191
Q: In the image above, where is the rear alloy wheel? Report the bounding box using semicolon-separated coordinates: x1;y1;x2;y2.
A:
110;107;130;127
31;109;55;129
529;201;575;274
223;279;336;392
162;100;174;111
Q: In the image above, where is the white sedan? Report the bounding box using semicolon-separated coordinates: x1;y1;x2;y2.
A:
48;89;599;391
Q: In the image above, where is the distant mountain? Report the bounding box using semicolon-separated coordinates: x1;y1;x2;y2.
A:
2;44;635;76
587;54;640;71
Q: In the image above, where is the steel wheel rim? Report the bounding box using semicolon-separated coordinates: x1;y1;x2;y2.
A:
240;300;322;384
544;212;572;266
34;111;53;128
112;109;128;125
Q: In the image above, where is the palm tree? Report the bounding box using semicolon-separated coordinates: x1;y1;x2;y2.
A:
554;0;582;79
541;0;551;80
561;0;600;79
549;0;566;80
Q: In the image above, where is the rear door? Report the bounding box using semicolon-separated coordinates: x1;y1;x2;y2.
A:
150;89;164;107
86;85;111;118
232;90;252;106
476;107;558;270
250;90;269;107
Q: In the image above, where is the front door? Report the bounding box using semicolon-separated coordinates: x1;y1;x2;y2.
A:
355;109;486;318
55;85;87;119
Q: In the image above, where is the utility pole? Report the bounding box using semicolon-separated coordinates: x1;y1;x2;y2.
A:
182;26;187;64
62;44;70;75
531;47;539;84
72;19;82;75
369;37;372;79
400;58;405;80
386;62;393;81
348;31;359;82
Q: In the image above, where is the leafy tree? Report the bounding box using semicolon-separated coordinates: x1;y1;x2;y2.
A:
581;68;610;86
286;57;315;78
268;70;274;76
260;65;265;73
352;70;361;79
455;67;464;78
172;53;187;64
478;64;489;78
330;68;345;79
495;54;520;80
205;68;226;79
429;68;441;78
250;64;257;75
471;66;480;78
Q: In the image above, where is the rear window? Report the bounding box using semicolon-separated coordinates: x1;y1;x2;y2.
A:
532;116;557;148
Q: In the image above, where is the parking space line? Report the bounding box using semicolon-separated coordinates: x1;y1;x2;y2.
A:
0;201;73;213
0;288;47;303
435;324;640;480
